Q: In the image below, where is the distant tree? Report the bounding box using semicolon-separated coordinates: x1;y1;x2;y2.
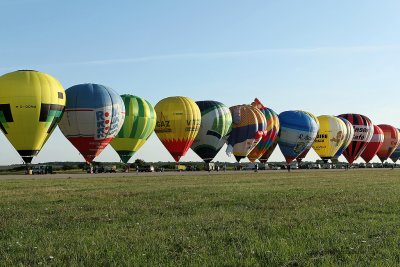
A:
134;159;146;167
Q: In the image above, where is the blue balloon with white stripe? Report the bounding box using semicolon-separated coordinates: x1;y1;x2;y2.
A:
278;110;319;164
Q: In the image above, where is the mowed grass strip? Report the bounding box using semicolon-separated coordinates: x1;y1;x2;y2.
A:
1;170;400;266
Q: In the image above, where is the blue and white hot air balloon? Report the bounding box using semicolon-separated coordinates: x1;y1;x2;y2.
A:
278;110;319;164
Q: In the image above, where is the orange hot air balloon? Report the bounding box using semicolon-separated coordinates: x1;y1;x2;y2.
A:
154;96;201;162
376;124;400;163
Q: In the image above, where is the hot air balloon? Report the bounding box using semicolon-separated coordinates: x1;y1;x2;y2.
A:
226;104;267;162
312;115;347;162
154;96;201;162
58;84;125;163
360;125;384;163
376;124;400;163
0;70;65;163
295;111;319;163
332;117;354;161
110;95;156;164
247;98;279;163
191;101;232;163
337;114;373;164
390;130;400;163
278;110;319;164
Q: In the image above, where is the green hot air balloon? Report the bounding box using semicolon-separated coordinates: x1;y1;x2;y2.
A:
191;101;232;163
110;95;156;163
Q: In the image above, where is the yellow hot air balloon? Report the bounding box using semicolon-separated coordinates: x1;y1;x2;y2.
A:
0;70;65;163
312;115;347;162
154;96;201;162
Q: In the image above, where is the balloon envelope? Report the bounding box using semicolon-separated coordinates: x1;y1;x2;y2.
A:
247;98;280;163
390;130;400;163
278;110;319;164
154;96;201;162
191;101;232;163
337;114;373;164
110;95;156;164
376;124;400;162
0;70;65;163
332;117;354;160
360;125;384;163
312;115;347;162
226;104;267;162
58;84;125;163
295;111;320;163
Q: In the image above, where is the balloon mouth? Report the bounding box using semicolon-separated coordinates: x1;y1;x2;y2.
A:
22;157;33;164
235;155;244;162
172;154;182;162
18;150;39;164
285;157;295;164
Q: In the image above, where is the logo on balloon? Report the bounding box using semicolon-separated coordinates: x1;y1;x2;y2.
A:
353;126;370;141
96;108;122;140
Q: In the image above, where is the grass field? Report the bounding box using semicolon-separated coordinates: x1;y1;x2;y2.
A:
1;169;400;266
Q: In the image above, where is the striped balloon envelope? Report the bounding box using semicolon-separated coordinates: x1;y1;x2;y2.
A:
312;115;347;162
0;70;65;163
360;125;384;163
191;100;232;163
226;104;267;162
154;96;201;162
332;117;354;161
58;84;125;164
390;129;400;163
278;110;319;164
110;95;156;164
376;124;400;162
295;111;320;163
337;114;373;164
247;98;280;163
259;140;279;163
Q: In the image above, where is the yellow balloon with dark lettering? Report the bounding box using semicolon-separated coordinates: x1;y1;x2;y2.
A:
312;115;347;162
0;70;65;163
154;96;201;162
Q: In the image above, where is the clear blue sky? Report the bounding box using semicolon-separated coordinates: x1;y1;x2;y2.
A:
1;0;399;165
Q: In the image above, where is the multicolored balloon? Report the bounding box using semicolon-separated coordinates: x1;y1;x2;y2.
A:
154;96;201;162
0;70;65;163
332;117;354;161
58;83;125;163
259;141;279;164
278;110;319;164
295;111;320;163
390;130;400;163
360;125;384;163
376;124;400;163
191;101;232;163
110;95;156;164
226;104;267;162
247;98;280;163
312;115;347;162
337;114;373;164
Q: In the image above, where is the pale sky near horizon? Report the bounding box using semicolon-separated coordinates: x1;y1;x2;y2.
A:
1;0;399;165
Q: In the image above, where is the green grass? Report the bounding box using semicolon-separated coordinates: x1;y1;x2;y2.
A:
1;170;400;266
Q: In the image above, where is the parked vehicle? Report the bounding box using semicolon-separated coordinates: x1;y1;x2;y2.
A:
138;165;155;172
32;165;53;174
104;165;117;173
